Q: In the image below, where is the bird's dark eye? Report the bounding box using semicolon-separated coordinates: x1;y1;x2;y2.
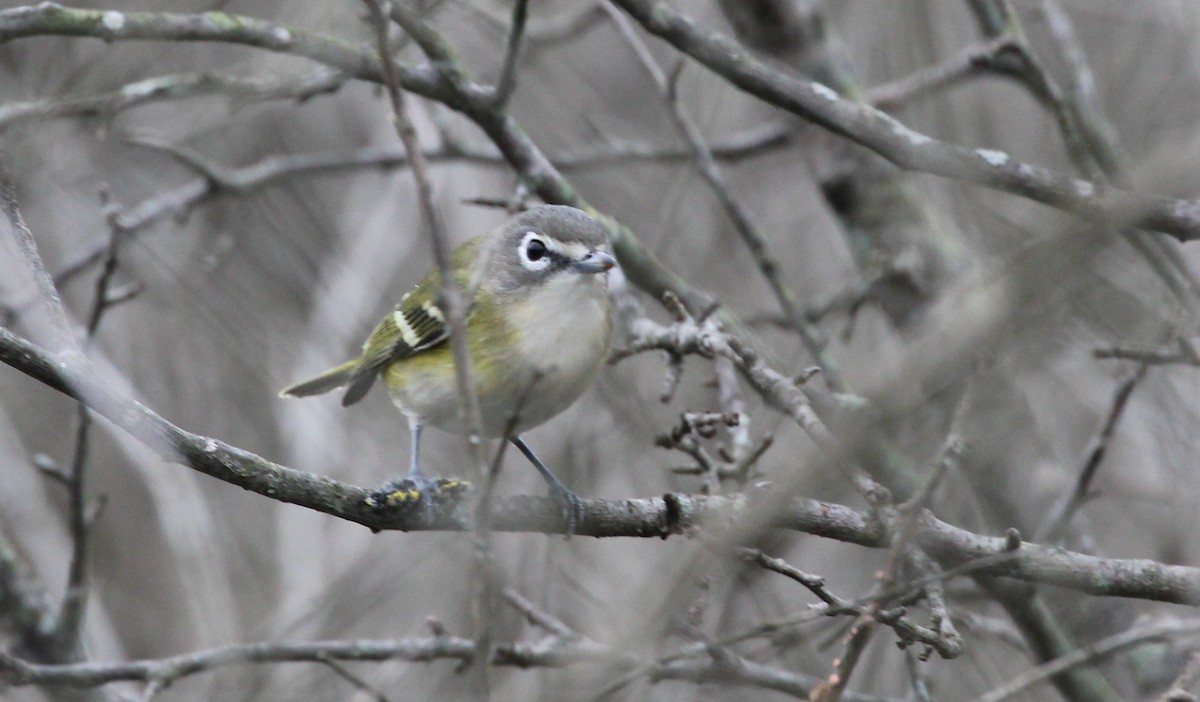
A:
525;238;548;261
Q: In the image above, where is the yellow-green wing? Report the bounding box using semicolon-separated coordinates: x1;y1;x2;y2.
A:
340;236;487;406
340;291;447;406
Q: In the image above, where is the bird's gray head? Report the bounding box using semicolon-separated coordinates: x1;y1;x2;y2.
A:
485;205;617;292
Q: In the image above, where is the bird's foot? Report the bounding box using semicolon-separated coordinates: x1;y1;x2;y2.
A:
547;482;585;538
365;476;471;519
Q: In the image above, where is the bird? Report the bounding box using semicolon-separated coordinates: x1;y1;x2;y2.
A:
280;205;617;533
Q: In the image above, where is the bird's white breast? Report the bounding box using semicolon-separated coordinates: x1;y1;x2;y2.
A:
503;272;611;433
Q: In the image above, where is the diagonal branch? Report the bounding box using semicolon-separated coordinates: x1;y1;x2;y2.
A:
4;3;1200;296
603;3;837;386
608;0;1200;242
489;0;530;107
0;154;75;348
971;617;1200;702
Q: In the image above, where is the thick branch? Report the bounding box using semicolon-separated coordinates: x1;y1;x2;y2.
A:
1;327;1198;603
609;0;1200;242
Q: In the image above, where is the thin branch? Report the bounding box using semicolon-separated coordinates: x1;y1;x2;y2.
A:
2;322;1198;601
367;0;495;680
0;69;346;132
603;2;837;386
318;655;393;702
812;616;875;702
970;0;1200;314
2;144;421;323
0;636;569;687
971;618;1200;702
608;0;1200;242
866;34;1018;110
1095;338;1200;367
368;0;501;481
0;631;907;702
53;407;92;660
0;153;74;348
611;297;827;441
1035;365;1147;542
489;0;529;107
649;646;899;702
2;3;1200;242
1033;0;1125;180
467;3;606;48
502;589;575;639
53;194;127;658
744;547;962;660
904;647;934;702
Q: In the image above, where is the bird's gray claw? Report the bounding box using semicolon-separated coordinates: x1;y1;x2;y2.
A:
365;476;471;517
548;483;584;537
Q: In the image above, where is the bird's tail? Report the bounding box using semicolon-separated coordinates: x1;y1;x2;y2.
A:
279;359;359;398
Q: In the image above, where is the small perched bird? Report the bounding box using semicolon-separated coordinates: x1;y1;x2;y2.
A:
280;205;616;533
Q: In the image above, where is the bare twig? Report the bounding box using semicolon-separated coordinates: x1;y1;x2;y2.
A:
810;437;961;700
384;1;461;76
1031;0;1127;182
366;0;494;683
741;549;845;609
365;0;490;503
490;0;530;107
611;299;826;441
0;69;346;133
1036;365;1147;542
907;549;964;660
713;357;751;463
318;655;393;702
3;4;1200;240
502;589;575;639
53;192;128;659
867;34;1019;110
971;618;1200;702
607;0;1200;242
466;3;606;48
657;410;748;491
1095;338;1200;367
741;548;963;660
0;154;74;348
3;327;1199;602
0;630;905;701
812;617;875;702
603;2;836;385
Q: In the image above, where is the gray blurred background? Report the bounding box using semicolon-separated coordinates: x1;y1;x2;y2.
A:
2;1;1199;700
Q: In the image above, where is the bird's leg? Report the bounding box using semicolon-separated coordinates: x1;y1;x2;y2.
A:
408;420;425;481
511;435;584;536
366;417;470;516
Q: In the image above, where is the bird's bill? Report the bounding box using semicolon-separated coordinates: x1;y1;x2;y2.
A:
571;250;618;274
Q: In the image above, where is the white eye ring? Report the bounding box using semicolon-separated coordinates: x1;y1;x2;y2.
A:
517;231;552;271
